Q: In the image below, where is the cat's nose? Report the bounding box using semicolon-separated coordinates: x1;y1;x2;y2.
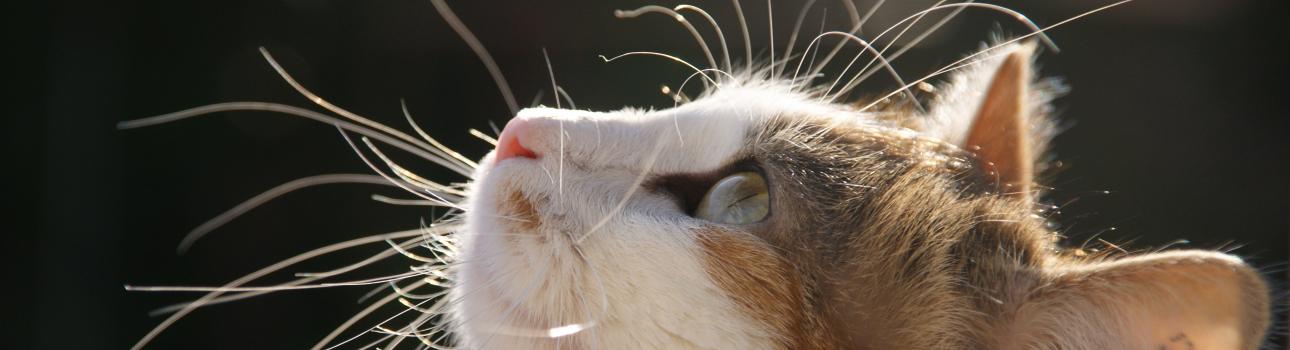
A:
494;117;539;163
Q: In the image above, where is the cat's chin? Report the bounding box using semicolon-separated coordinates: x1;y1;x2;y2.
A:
449;271;594;350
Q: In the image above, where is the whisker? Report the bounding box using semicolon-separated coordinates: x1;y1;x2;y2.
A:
314;285;410;350
675;68;735;108
674;5;733;73
555;86;577;110
153;234;436;316
855;0;884;34
400;99;479;169
371;194;443;207
487;120;502;137
530;89;546;107
173;173;394;254
118;102;472;177
429;0;519;115
839;0;971;97
574;136;667;244
473;257;555;349
125;271;423;292
559;120;565;198
599;52;732;88
801;7;827;88
766;0;774;79
730;0;752;72
543;47;568;200
469;128;499;146
258;48;475;176
789;31;917;109
130;228;426;349
780;0;819;78
860;0;1132;112
825;0;954;102
543;48;562;110
615;5;720;75
391;281;449;300
323;282;446;350
387;238;440;263
808;0;885;79
336;128;459;209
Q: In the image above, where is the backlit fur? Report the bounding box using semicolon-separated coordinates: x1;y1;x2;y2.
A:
453;41;1269;348
128;2;1273;349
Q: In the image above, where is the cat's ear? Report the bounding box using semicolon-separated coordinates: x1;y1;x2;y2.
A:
995;250;1270;350
919;43;1059;199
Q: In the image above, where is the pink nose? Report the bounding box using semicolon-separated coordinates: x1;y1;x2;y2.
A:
494;117;538;163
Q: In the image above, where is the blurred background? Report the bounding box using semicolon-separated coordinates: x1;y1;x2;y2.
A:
10;0;1288;348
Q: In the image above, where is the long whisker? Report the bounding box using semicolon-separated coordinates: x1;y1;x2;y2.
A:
325;284;449;350
336;128;460;209
317;285;415;350
543;48;567;200
766;0;774;79
118;102;473;177
381;306;442;349
808;0;886;79
258;48;473;176
470;128;499;145
855;0;884;34
173;174;394;254
824;0;953;103
801;7;827;89
318;234;522;349
125;271;423;292
615;5;720;74
780;0;818;78
834;1;1057;101
149;233;439;316
555;86;577;110
674;5;732;73
838;0;971;97
730;0;752;72
130;228;427;349
599;52;732;88
789;31;916;109
860;0;1134;112
676;68;735;106
400;99;479;169
371;195;443;207
429;0;519;115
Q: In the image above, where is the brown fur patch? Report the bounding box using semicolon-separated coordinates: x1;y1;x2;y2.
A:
694;227;806;349
500;190;541;232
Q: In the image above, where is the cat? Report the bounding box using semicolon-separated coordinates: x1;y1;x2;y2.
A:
125;1;1272;349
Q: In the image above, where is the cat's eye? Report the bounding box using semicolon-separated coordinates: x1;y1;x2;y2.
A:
694;171;769;224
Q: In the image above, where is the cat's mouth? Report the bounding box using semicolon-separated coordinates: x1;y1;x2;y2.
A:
478;158;571;247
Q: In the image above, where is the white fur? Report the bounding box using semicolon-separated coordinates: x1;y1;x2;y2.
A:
452;85;861;349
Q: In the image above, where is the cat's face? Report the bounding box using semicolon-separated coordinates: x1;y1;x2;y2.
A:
458;83;857;349
455;45;1270;350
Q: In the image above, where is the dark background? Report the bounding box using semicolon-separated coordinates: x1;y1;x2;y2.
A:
9;0;1288;348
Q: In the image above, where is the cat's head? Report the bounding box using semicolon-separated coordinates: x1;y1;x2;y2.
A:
455;42;1269;350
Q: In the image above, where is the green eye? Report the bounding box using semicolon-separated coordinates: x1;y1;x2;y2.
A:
694;171;770;224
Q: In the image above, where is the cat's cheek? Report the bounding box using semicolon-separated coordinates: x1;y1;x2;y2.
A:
694;226;802;349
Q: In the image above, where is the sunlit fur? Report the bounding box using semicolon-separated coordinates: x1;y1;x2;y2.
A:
453;41;1269;348
125;1;1272;349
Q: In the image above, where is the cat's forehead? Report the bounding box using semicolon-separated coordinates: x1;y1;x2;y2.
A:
513;85;886;175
